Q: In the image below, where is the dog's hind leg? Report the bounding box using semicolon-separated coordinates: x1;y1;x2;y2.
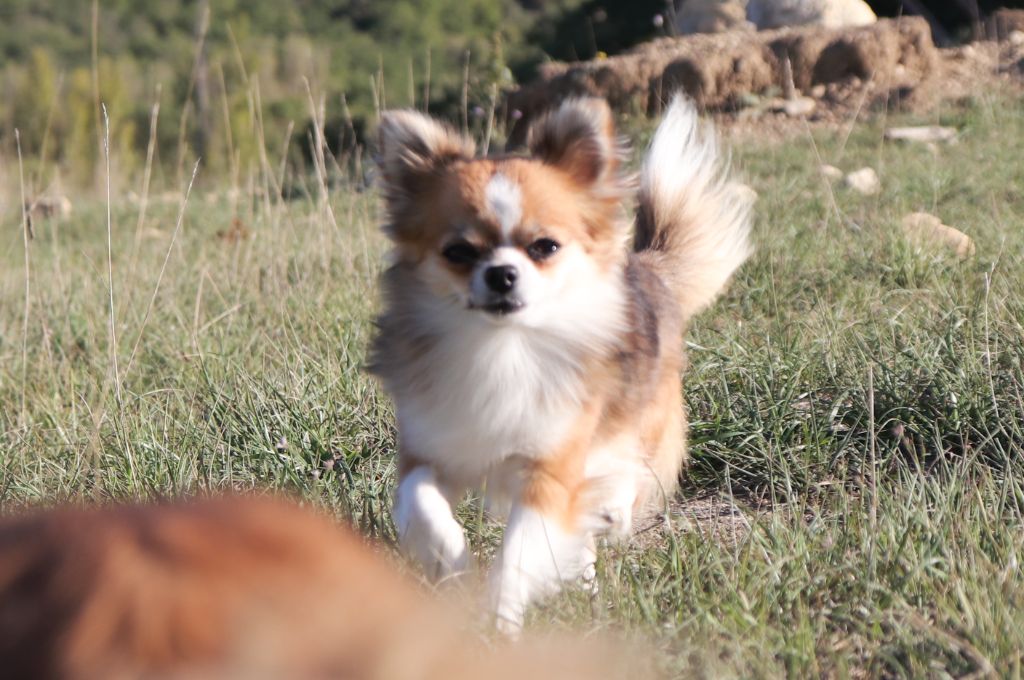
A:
488;438;599;635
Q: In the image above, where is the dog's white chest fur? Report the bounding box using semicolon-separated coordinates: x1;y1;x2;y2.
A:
396;324;585;483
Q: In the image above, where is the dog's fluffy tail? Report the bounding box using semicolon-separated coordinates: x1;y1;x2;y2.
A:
634;94;753;321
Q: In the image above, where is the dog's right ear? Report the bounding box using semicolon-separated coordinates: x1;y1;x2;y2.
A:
377;111;475;222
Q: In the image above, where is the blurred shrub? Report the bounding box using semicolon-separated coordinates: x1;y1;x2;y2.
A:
0;0;675;188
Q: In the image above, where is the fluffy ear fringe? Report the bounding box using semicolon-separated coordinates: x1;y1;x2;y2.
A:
526;98;628;192
377;111;475;227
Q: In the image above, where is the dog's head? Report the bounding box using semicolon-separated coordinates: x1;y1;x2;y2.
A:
377;99;630;328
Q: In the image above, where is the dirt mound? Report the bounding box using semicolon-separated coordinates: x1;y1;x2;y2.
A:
506;15;1023;144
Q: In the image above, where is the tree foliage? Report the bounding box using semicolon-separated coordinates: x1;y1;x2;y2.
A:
0;0;673;186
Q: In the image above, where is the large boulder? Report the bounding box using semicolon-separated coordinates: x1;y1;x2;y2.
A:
747;0;876;30
675;0;753;35
505;17;937;145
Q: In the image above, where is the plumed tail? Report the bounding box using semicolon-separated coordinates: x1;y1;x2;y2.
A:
634;95;753;321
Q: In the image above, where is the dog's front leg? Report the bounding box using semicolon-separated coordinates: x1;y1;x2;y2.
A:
488;408;600;635
393;463;469;582
490;498;594;635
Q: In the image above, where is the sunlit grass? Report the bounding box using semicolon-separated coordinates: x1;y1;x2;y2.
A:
1;94;1022;677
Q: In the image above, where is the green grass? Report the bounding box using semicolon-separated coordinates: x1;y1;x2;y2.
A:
2;94;1023;677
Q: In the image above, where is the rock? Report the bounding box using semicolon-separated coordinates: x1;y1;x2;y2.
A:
819;164;843;181
782;96;816;115
655;42;776;112
901;212;975;258
884;125;957;144
747;0;876;30
1009;31;1024;47
676;0;753;35
786;20;936;92
769;95;816;115
27;195;72;220
844;167;880;195
810;84;826;97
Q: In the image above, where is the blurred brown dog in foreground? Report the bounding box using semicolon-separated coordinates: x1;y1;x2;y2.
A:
0;496;643;680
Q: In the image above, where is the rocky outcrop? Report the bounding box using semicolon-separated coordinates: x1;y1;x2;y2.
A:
506;17;937;144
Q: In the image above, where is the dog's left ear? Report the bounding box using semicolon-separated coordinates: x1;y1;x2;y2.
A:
527;98;623;189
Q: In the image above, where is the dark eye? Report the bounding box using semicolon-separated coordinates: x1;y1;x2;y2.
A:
526;238;560;261
442;240;480;265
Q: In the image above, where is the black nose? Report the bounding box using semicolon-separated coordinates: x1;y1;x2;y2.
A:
484;265;518;293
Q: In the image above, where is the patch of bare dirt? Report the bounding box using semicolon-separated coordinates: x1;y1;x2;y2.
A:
630;494;755;550
507;16;1024;144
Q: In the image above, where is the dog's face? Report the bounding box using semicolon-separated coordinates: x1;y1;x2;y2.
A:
377;100;631;328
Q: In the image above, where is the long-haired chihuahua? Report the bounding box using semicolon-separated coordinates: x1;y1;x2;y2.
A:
370;94;753;633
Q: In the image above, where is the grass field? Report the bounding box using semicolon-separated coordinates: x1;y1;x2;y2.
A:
2;93;1023;677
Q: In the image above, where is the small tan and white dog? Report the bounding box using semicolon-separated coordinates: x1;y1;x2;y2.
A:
370;94;753;633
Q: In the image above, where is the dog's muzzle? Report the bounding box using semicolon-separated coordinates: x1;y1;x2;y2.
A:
480;297;524;315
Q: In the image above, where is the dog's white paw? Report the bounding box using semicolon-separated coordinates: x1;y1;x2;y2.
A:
394;467;469;581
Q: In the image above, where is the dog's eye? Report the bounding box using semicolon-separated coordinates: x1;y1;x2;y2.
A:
441;240;480;265
526;238;560;261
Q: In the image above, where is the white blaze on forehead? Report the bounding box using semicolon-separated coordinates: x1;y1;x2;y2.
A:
484;173;523;236
487;245;530;267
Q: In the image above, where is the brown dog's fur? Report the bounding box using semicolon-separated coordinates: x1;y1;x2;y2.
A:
0;496;641;679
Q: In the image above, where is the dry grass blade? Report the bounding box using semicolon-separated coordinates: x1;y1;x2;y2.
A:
101;104;121;409
123;161;201;382
129;89;162;283
15;130;30;428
